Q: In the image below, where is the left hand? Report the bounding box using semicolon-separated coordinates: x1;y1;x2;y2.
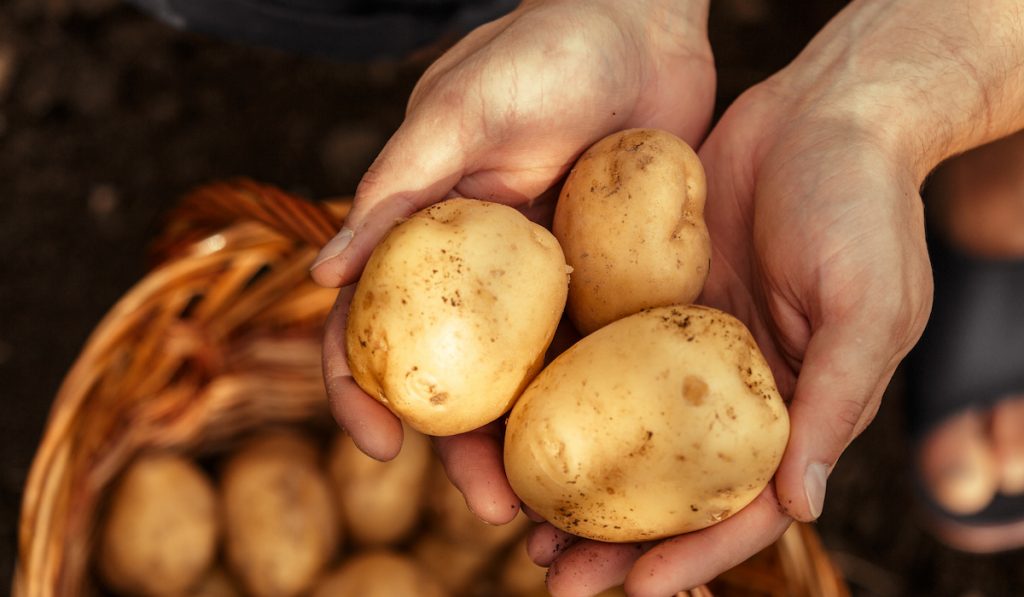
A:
533;1;960;590
534;77;935;597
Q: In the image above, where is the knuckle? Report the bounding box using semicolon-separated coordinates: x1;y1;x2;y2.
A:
823;397;866;454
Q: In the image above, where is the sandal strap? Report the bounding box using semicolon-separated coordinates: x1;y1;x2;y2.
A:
905;233;1024;438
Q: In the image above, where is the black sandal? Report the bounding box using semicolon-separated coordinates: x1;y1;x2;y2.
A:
904;232;1024;550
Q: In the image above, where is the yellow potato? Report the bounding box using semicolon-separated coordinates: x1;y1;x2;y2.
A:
327;425;431;546
221;431;339;597
554;128;710;334
347;198;569;436
504;305;789;542
98;453;218;597
311;551;447;597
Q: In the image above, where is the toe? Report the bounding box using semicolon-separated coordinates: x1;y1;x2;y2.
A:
919;410;1000;515
992;396;1024;495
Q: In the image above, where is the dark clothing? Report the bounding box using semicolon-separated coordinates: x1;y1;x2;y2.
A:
128;0;517;60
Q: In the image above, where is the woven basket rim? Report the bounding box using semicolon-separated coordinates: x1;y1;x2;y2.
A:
15;180;847;597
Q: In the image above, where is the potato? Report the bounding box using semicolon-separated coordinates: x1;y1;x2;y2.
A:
327;425;431;546
347;198;569;436
504;305;789;542
311;551;447;597
221;431;339;597
554;128;710;334
98;454;218;597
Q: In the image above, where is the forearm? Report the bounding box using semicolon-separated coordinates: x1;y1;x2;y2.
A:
771;0;1024;181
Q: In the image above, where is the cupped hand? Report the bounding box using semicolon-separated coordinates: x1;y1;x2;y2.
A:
313;0;716;522
535;0;1024;590
537;46;936;597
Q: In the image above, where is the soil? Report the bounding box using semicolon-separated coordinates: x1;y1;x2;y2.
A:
1;1;1022;595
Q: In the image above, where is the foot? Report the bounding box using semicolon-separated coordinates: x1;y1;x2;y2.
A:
919;398;1024;553
917;130;1024;553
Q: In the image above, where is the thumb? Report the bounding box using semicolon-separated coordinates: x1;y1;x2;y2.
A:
310;114;467;288
773;315;906;522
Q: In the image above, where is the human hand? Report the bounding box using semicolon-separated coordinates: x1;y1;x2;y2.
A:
312;0;714;286
537;0;1024;593
527;81;934;597
313;0;716;522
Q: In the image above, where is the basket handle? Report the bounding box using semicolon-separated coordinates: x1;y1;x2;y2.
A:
150;179;349;263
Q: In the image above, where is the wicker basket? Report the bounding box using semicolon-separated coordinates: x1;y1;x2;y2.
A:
15;180;848;597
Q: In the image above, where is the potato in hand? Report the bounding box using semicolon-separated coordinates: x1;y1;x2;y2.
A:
346;198;569;436
504;305;789;542
554;128;710;335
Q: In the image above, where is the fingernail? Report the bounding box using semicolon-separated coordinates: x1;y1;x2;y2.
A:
804;462;829;519
311;228;353;270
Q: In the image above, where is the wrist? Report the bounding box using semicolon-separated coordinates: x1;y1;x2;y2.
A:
519;0;713;140
766;0;1024;183
529;0;711;57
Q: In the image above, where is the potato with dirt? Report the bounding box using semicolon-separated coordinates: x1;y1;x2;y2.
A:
346;198;569;436
98;453;219;597
504;305;789;542
554;128;710;334
221;431;339;597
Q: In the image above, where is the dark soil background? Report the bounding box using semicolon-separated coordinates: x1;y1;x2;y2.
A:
2;0;1022;595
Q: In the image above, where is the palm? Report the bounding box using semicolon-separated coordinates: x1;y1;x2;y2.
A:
701;89;932;404
697;94;800;397
315;0;718;527
697;90;847;402
539;88;934;596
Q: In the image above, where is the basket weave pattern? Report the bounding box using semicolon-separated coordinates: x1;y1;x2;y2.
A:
16;180;847;597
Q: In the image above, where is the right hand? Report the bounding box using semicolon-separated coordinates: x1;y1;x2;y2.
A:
312;0;715;523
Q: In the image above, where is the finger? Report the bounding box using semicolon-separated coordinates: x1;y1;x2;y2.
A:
546;540;649;597
526;523;577;567
450;165;571;212
522;503;546;523
433;421;520;525
310;112;468;288
322;285;403;460
773;315;908;522
624;486;792;597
